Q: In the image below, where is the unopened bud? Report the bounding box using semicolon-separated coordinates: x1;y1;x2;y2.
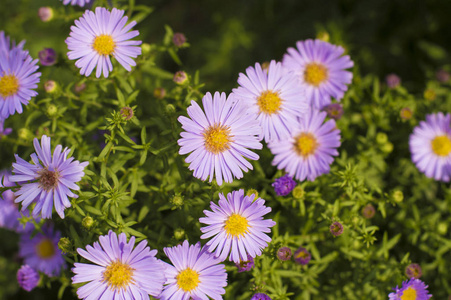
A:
46;104;58;118
172;33;187;47
38;7;53;22
44;80;57;93
400;107;413;120
316;31;330;42
292;186;305;199
392;190;404;203
58;237;72;254
246;189;259;200
423;89;436;101
153;87;166;99
174;228;185;240
173;71;188;85
82;216;94;230
120;106;134;121
141;43;151;55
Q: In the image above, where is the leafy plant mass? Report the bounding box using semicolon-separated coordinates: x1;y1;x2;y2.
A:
0;0;450;299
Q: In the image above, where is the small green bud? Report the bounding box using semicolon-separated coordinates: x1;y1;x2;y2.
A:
46;104;58;118
170;194;184;208
82;216;94;230
141;43;151;55
153;87;166;99
174;228;185;240
18;128;33;140
165;104;176;115
437;222;447;235
292;186;305;199
376;132;388;144
381;142;393;153
424;89;436;101
392;190;404;203
58;237;73;254
316;31;330;42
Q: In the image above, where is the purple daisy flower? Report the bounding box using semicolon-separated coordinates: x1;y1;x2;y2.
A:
178;92;262;186
19;224;65;276
72;231;166;299
0;119;12;138
388;279;432;300
0;48;41;119
235;254;254;272
282;39;353;109
10;135;89;219
60;0;91;7
231;60;309;142
293;247;311;265
0;169;21;231
268;109;341;181
160;240;227;300
272;174;296;196
17;265;40;292
199;189;276;263
409;112;451;182
251;293;272;300
66;7;142;78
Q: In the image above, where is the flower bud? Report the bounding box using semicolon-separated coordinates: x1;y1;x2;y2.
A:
316;31;330;42
153;87;166;99
246;189;259;199
44;80;57;93
74;82;87;94
376;132;388;144
82;216;94;230
423;89;436;101
276;247;292;261
330;221;344;237
323;103;344;120
18;128;33;140
173;71;188;85
400;107;413;120
436;69;450;83
386;73;401;89
165;104;176;115
141;43;151;55
292;186;305;199
120;106;134;121
39;48;57;66
174;228;185;240
392;190;404;203
38;7;53;22
294;247;311;265
405;263;422;279
172;33;187;47
170;194;184;208
46;104;58;118
381;142;393;153
361;204;376;219
58;237;72;254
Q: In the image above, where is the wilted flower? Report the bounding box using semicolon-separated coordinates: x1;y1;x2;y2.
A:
361;204;376;219
173;32;186;47
235;254;255;272
405;263;423;279
323;103;344;120
330;221;344;236
388;278;431;300
38;48;57;66
17;265;40;292
272;174;296;196
293;247;311;265
386;73;401;89
277;247;292;261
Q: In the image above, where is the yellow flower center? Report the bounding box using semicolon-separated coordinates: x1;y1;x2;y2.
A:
176;268;200;292
304;63;328;86
93;34;116;56
224;213;249;237
431;135;451;156
0;74;19;98
203;124;232;154
257;90;282;114
36;238;55;259
295;250;309;259
103;261;135;291
294;133;318;157
400;287;417;300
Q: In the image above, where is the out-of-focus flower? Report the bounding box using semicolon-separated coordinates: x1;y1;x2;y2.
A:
409;112;451;182
269;110;341;182
405;263;423;279
72;231;166;299
323;103;344;120
173;33;187;47
200;189;276;263
38;7;53;22
19;224;65;276
361;204;376;219
423;89;436;101
60;0;91;7
66;7;142;78
251;293;272;300
44;80;57;93
277;247;292;261
272;174;296;196
153;87;166;99
17;265;40;292
173;71;188;84
120;106;134;121
386;73;401;89
282;39;353;109
400;107;413;120
177;92;262;185
232;60;309;142
330;221;344;236
11;135;89;219
38;48;57;66
160;240;227;300
293;247;311;265
436;69;450;83
0;119;12;138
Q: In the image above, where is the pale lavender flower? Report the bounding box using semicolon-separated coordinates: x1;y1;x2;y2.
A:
232;60;309;142
269;109;341;181
388;279;432;300
409;112;451;182
19;224;65;276
160;240;227;300
17;265;40;292
10;135;89;219
282;39;353;109
66;7;142;78
178;92;262;186
60;0;91;7
200;189;276;263
72;231;166;299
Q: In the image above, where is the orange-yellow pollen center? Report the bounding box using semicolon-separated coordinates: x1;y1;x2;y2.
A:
103;261;135;291
36;238;55;259
304;63;328;86
0;74;19;98
257;90;282;114
400;287;417;300
93;34;115;56
294;133;318;157
204;125;232;154
224;213;249;237
431;135;451;156
176;268;200;292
